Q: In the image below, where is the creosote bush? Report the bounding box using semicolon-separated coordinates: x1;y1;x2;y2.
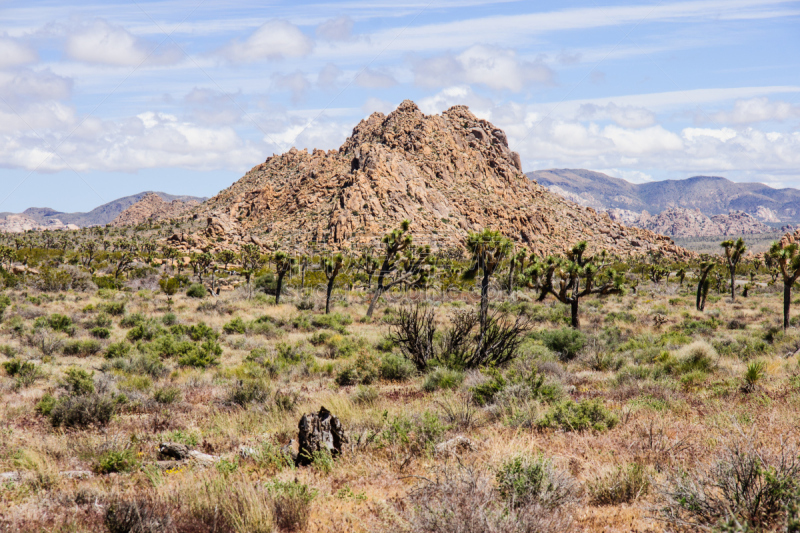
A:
537;399;619;432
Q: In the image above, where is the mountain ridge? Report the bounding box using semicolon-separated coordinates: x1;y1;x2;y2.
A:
0;191;208;230
528;169;800;224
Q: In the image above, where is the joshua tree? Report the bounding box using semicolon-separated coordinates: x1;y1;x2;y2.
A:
358;250;380;289
140;242;157;263
506;248;527;296
529;241;624;328
366;221;432;318
273;251;296;305
216;250;236;271
769;241;800;330
463;229;512;336
721;237;747;301
321;253;344;314
161;246;179;270
695;260;715;311
239;243;263;299
113;241;137;280
78;241;97;269
676;267;687;286
297;254;310;290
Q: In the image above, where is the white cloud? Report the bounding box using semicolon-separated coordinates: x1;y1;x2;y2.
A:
0;68;72;105
316;16;354;42
183;88;243;126
362;97;395;115
220;20;313;63
65;19;181;66
418;85;495;118
273;71;310;103
578;103;657;128
682;127;738;142
413;45;554;92
317;63;343;89
709;97;800;124
355;68;397;89
0;36;37;68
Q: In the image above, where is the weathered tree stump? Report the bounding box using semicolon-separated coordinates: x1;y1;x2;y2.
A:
296;406;347;466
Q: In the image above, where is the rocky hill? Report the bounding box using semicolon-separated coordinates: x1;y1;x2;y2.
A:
0;214;79;233
0;191;207;230
110;193;200;227
608;207;777;237
187;100;690;259
529;169;800;225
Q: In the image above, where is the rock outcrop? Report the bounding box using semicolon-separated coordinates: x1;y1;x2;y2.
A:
615;207;777;237
110;193;199;227
0;214;79;233
194;100;690;259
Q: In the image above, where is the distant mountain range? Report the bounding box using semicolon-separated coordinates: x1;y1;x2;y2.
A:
0;191;207;231
527;170;799;237
528;169;800;223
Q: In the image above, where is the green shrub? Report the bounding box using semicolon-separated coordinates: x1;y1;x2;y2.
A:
353;385;379;405
335;352;380;386
105;341;131;359
60;367;95;395
379;353;417;382
266;480;317;533
375;336;395;352
223;317;247;335
62;339;102;356
0;294;11;322
153;386;181;404
2;358;41;387
99;302;126;316
588;463;650;505
422;367;464;392
120;313;146;328
496;455;576;509
34;313;75;335
470;368;506;406
46;393;118;428
186;284;207;298
537;399;619;432
540;327;586;361
90;327;111;339
161;313;177;326
35;393;57;416
177;340;222;368
227;378;271;406
126;320;165;342
187;322;218;341
94;448;138;474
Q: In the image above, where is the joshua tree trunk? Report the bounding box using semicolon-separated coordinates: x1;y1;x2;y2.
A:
325;277;335;314
480;269;490;335
507;261;514;296
784;282;792;331
570;299;580;328
275;273;286;305
730;270;736;302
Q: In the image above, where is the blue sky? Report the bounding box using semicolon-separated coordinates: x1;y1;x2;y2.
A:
0;0;799;212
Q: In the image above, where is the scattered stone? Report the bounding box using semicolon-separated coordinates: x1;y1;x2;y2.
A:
296;406;348;466
0;472;21;483
187;450;219;466
110;193;199;227
158;442;190;461
60;470;93;479
238;446;257;460
435;436;475;456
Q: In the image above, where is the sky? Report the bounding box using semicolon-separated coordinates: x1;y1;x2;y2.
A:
0;0;799;213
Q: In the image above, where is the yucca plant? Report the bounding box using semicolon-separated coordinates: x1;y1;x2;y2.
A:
742;360;766;393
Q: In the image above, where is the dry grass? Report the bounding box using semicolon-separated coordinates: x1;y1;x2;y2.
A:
2;275;800;533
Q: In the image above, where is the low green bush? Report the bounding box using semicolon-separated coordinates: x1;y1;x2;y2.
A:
422;367;464;392
537;399;618;432
63;339;102;356
90;327;111;339
379;353;416;381
588;462;650;505
496;454;576;509
186;284;207;298
94;448;139;474
539;327;586;361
